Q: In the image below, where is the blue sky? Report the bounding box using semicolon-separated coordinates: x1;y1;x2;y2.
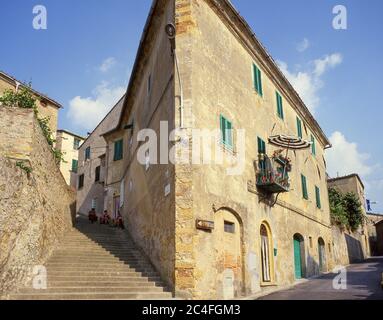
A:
1;0;382;212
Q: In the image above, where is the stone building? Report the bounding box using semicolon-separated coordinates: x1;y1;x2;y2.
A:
366;212;383;256
328;174;371;263
375;220;383;256
76;96;124;217
0;70;62;138
56;129;85;188
98;0;336;299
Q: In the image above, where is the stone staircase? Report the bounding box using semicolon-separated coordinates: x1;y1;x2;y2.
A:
10;216;173;300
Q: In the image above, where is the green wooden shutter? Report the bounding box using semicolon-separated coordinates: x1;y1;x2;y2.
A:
226;120;233;148
276;92;284;119
114;139;123;161
71;159;78;173
301;174;308;199
220;115;233;149
311;134;316;156
253;64;263;97
297;117;303;138
315;186;321;209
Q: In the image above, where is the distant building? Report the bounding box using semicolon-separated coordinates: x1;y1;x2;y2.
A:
375;220;383;256
328;174;371;262
76;96;124;217
0;70;62;138
366;212;383;256
56;130;85;188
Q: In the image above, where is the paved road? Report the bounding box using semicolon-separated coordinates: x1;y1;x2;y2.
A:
259;257;383;300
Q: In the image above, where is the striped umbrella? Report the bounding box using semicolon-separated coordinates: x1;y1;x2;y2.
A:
268;135;312;179
268;135;312;150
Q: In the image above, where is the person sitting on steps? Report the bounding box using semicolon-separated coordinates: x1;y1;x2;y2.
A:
88;208;97;224
100;210;110;225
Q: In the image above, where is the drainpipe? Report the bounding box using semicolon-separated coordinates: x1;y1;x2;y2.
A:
174;49;184;129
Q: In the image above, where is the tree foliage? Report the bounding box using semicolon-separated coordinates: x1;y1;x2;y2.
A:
328;187;364;231
0;86;64;163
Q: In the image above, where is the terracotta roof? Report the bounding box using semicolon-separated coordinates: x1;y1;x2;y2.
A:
0;70;62;108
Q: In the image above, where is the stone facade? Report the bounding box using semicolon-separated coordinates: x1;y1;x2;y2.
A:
76;96;124;217
99;0;339;299
366;213;383;256
56;130;85;188
0;71;61;139
102;0;176;292
328;174;371;264
375;220;383;256
0;106;75;298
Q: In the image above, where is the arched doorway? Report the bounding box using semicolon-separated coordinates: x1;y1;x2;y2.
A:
214;209;244;299
318;237;326;272
260;223;274;283
293;234;305;279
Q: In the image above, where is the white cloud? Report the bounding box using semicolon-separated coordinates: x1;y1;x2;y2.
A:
277;53;343;114
326;131;373;178
314;53;343;77
297;38;310;52
67;82;125;132
99;57;116;73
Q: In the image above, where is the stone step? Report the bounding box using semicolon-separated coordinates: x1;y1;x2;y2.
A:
48;258;150;265
47;271;158;277
45;266;155;273
46;275;161;282
46;262;153;269
51;251;142;257
44;280;165;287
17;286;166;294
11;292;173;300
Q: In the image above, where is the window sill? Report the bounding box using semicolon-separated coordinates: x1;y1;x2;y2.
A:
260;282;277;287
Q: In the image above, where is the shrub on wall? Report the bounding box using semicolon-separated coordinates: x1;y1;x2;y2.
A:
0;85;64;163
329;187;364;231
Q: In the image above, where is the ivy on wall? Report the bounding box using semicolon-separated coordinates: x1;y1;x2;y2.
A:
0;85;64;163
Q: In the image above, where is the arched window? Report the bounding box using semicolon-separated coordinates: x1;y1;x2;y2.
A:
260;224;273;283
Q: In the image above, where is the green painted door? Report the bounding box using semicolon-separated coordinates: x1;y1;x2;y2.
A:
293;238;302;279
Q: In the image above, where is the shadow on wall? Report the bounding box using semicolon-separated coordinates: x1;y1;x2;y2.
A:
369;236;378;257
345;234;364;263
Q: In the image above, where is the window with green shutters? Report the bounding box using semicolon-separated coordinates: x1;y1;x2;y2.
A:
311;134;316;156
301;174;308;200
114;139;124;161
252;64;263;97
297;117;303;139
220;115;233;149
71;159;78;173
315;186;321;209
257;137;266;170
276;92;284;120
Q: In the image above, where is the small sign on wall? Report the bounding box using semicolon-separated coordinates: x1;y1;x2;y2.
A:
196;219;215;231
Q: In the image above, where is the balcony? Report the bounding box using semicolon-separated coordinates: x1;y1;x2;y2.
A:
256;153;291;194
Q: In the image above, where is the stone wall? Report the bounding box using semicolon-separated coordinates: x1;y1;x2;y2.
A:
0;106;75;298
103;0;177;291
0;76;60;140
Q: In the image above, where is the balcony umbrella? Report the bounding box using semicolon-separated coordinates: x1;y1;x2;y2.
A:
268;135;312;178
